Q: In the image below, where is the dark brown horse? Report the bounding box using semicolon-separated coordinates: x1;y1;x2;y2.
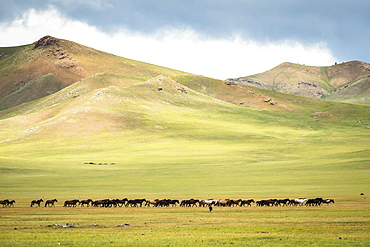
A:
45;199;58;207
0;199;14;207
240;199;255;207
180;199;199;207
30;199;43;207
63;199;79;207
0;199;10;207
7;200;15;207
226;199;242;207
79;199;93;207
92;199;109;207
116;198;128;207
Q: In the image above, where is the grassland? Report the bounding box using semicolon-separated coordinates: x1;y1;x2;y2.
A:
0;197;369;246
1;97;369;198
1;97;369;246
1;37;370;245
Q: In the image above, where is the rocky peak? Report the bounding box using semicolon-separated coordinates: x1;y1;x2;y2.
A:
33;36;60;49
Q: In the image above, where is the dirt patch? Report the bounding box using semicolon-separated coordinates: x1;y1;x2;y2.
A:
311;112;341;119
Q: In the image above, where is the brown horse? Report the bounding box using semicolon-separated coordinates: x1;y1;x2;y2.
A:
226;199;242;207
217;199;230;207
145;199;160;207
0;199;10;207
30;199;43;207
63;199;79;207
45;199;58;207
92;199;109;207
79;199;93;207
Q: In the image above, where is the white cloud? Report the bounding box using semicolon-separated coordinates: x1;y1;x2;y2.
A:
0;7;337;79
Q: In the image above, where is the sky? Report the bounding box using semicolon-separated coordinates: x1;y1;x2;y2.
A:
0;0;369;79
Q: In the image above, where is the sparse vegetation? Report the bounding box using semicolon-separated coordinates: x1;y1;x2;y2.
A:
233;61;370;104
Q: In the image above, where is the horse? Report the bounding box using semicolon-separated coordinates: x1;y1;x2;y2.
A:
294;198;307;206
322;199;335;206
306;198;322;206
156;199;170;207
227;199;242;207
45;199;58;207
180;199;199;207
79;199;93;207
199;199;218;207
240;199;255;207
116;198;128;207
103;199;118;207
126;199;146;207
0;199;10;207
92;199;109;207
7;200;15;207
30;199;43;207
275;199;290;206
134;199;147;207
168;200;179;207
145;199;159;207
63;199;79;207
217;199;230;207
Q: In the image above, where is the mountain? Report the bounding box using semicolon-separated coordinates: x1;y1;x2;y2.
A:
0;35;190;111
229;61;370;104
0;36;369;141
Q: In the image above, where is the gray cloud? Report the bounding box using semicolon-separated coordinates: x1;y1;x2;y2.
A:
1;0;369;74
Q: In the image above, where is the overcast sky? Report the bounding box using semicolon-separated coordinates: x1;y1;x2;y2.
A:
0;0;369;79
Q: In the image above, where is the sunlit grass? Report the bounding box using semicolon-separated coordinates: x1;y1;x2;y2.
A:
0;198;369;246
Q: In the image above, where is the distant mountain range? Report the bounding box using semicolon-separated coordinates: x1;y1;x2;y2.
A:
228;61;370;105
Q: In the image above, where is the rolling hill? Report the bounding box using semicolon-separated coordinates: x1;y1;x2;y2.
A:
229;61;370;104
0;36;369;198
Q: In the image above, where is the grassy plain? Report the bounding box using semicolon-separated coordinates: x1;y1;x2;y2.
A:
1;100;369;198
0;197;369;246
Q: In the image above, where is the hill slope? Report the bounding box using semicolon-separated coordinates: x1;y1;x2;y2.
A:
0;36;189;110
230;61;370;104
0;37;369;198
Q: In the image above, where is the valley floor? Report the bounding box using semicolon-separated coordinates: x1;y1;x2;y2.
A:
0;197;369;246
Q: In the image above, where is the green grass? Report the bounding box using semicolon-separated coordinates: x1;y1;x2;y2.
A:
0;199;369;246
1;38;370;245
1;102;369;198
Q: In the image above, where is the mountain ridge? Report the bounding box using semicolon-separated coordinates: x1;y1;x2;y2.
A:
1;36;369;143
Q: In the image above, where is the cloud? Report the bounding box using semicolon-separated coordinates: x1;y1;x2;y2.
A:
0;7;337;79
49;0;114;10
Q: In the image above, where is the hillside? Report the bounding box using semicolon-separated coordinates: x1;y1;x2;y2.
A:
0;36;189;110
0;36;369;198
230;61;370;104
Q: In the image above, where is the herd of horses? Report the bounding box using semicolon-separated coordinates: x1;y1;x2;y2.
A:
1;197;334;208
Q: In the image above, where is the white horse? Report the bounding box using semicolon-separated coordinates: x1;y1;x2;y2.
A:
200;199;218;206
294;198;308;206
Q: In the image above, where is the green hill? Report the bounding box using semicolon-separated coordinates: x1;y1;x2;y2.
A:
0;36;369;198
231;61;370;104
